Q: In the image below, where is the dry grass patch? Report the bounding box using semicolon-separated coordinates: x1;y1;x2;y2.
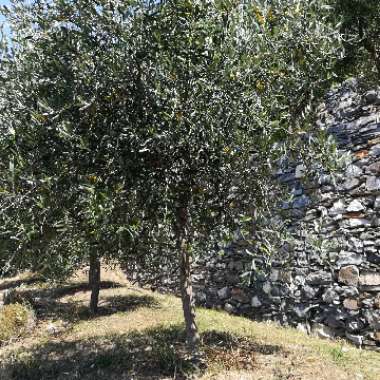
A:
0;304;35;345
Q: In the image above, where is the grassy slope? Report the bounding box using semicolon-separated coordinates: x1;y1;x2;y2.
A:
0;268;379;380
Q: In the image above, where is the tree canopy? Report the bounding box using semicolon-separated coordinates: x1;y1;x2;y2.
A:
0;0;354;358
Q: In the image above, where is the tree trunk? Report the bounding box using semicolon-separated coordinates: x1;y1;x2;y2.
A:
176;205;200;355
89;251;101;315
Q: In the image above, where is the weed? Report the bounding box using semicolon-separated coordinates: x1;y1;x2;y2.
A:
330;344;345;363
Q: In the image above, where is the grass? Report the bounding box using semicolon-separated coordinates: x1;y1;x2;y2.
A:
0;268;379;380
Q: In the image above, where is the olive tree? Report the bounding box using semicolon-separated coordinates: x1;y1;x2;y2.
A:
0;0;146;313
125;0;343;356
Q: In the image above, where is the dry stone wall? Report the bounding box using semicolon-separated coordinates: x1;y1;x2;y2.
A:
130;80;380;350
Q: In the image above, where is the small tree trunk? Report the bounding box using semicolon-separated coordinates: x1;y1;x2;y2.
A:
176;205;200;355
89;251;101;314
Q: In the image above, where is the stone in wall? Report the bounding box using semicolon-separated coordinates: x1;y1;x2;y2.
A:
338;265;359;286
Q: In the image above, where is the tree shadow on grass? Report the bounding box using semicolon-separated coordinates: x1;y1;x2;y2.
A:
3;282;157;323
0;276;45;291
93;294;160;317
63;294;161;321
1;281;123;305
40;291;158;323
20;280;123;299
0;325;283;380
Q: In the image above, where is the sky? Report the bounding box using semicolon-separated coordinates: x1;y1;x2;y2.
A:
0;1;8;26
0;1;11;36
